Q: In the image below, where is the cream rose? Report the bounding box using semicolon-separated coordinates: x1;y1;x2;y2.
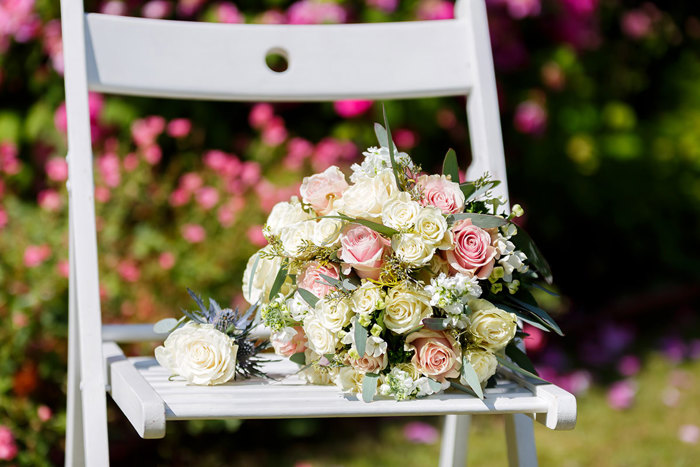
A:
266;197;314;236
417;174;465;215
303;314;338;355
384;282;433;334
317;297;353;333
155;323;238;386
405;329;461;382
298;349;336;385
337;169;398;221
279;220;316;258
352;282;385;316
242;246;291;304
392;233;434;267
270;326;307;357
335;366;365;394
463;347;498;384
300;166;349;215
312;217;344;248
467;299;518;351
381;191;421;231
415;207;451;248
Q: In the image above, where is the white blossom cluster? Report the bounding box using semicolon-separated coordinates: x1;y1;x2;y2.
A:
426;272;482;327
350;146;414;182
493;224;529;283
378;366;450;400
341;317;387;358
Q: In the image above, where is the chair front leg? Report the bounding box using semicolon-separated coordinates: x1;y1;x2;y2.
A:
439;414;471;467
505;413;538;467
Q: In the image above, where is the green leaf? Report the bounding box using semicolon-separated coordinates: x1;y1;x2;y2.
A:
355;323;368;357
506;296;563;336
422;317;451;331
317;273;358;292
324;214;399;237
492;301;551;333
297;288;319;308
459;182;477;199
247;254;261;301
447;213;507;228
362;373;379;403
289;352;306;366
526;281;560;297
496;354;549;383
510;225;553;284
442;148;460;183
382;105;404;191
505;343;539;376
268;264;289;301
466;180;501;201
154;318;179;335
460;356;484;399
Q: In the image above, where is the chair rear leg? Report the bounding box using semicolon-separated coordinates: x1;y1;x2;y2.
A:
439;414;471;467
505;414;538;467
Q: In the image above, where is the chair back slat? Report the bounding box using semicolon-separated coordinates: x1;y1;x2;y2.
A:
85;14;472;101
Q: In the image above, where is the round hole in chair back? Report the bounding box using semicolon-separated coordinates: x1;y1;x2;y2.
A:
265;47;289;73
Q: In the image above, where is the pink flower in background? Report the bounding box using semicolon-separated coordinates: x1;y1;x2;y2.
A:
41;19;64;74
246;225;267;246
45;157;68;181
403;421;439;444
284;137;314;170
523;324;546;353
393;129;417;150
262;117;288;146
0;425;18;461
24;244;51;268
617;355;641;377
311;138;357;172
240;161;261;186
660;336;686;363
260;10;285;24
158;252;175;270
123;153;139;172
562;0;597;16
216;2;244;23
101;1;127;15
180;173;203;192
166;118;192;138
366;0;398;14
177;0;206;17
97;153;121;187
333;100;373;118
88;92;104;121
505;0;541;20
38;189;62;211
514;100;547;134
95;186;111;203
0;208;7;229
117;260;140;282
195;186;219;210
54;103;68;133
621;10;652;40
131;116;165;147
416;0;454;20
182;223;206;243
169;188;189;207
143;144;162;165
142;0;172;19
607;380;636;410
37;405;53;422
690;339;700;360
57;260;70;278
217;197;244;227
204;150;229;172
287;0;348;24
678;425;700;444
0;0;40;46
0;142;20;175
436;109;457;129
249;103;275;129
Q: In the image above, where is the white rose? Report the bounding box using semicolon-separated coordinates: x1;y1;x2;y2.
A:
384;282;433;334
392;233;434;267
317;297;353;333
312;217;344;247
463;347;498;383
337;169;398;221
286;292;314;321
266;197;314;236
298;349;337;385
467;299;518;351
242;246;291;305
279;220;316;258
155;323;238;386
352;282;385;316
415;207;451;248
303;314;338;355
334;366;365;395
381;191;421;230
416;254;451;283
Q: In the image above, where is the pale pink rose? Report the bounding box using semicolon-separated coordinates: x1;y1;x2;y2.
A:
338;224;388;280
299;166;348;215
348;353;388;374
271;326;307;357
182;223;206;243
417;174;465;214
333;100;373;118
445;219;497;279
298;261;340;298
405;329;461;382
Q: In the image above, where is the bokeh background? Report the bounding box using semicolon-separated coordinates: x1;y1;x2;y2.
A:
1;0;700;465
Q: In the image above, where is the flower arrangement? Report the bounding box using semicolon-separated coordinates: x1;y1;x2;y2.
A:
245;114;563;402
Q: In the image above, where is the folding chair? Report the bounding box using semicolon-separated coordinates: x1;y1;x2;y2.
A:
60;1;576;465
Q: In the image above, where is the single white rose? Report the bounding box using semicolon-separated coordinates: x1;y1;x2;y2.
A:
334;366;365;395
155;323;238;386
351;281;385;316
317;297;354;333
279;220;316;258
337;169;398;221
467;299;518;351
381;191;421;231
463;347;498;383
384;282;433;334
303;314;338;355
415;206;451;249
392;233;434;267
266;197;314;236
312;217;344;248
242;246;291;305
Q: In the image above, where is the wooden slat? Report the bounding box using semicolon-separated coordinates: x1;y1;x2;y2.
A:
84;14;471;101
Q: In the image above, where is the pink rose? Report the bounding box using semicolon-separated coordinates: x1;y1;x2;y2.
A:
338;224;388;280
348;353;388;374
299;166;349;215
405;329;461;382
298;261;340;298
271;326;307;357
417;174;465;214
446;219;497;279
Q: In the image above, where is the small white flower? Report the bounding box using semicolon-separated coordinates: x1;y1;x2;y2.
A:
498;251;529;282
350;146;414;182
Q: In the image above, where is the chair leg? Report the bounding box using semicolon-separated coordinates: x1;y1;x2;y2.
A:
505;414;538;467
439;415;471;467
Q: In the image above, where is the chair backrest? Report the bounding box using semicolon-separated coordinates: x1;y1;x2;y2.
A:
61;1;508;463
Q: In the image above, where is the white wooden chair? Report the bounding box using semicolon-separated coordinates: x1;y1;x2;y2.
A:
60;0;576;465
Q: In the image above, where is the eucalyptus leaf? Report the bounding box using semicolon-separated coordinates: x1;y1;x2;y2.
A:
466;180;501;201
505;343;538;376
450;381;479;398
354;323;368;357
247;254;261;301
153;318;179;335
510;225;553;284
447;213;507;228
422;317;451;331
289;352;306;366
382;105;404;191
373;122;391;149
362;373;379;403
268;264;289;300
297;288;319;308
442;148;460;183
496;354;549;383
506;296;563;336
427;378;443;393
324;214;399;237
459;182;477;199
460;356;484;399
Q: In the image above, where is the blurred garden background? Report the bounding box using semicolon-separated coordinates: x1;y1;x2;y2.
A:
1;0;700;465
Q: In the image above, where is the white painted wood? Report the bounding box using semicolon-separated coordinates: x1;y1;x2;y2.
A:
60;0;110;464
84;14;471;101
439;415;471;467
505;414;538;467
101;323;270;343
103;343;166;439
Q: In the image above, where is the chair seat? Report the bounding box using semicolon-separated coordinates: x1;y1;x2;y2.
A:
103;342;576;439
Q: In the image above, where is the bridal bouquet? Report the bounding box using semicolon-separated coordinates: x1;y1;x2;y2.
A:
245;117;561;402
